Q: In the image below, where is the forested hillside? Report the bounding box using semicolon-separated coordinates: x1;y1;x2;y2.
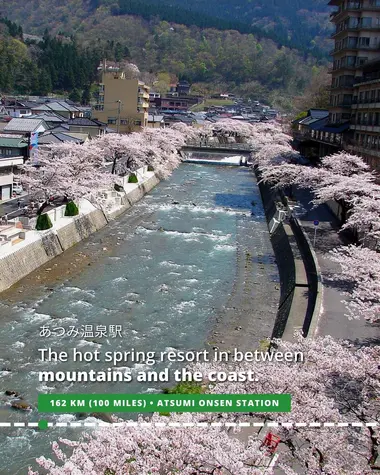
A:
0;18;99;96
0;1;332;109
2;0;333;55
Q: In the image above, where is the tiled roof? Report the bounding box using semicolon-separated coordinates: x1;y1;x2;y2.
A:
33;101;81;113
0;137;28;148
309;109;329;119
67;118;106;126
38;132;84;144
29;113;67;123
3;118;47;132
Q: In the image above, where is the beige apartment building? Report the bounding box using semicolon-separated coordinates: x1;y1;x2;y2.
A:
328;0;380;169
92;65;149;133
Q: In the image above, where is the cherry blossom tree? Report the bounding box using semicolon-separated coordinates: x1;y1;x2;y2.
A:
330;245;380;323
29;336;380;474
21;142;115;212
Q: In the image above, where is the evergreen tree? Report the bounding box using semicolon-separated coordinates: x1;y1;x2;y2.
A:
81;86;91;105
69;88;81;103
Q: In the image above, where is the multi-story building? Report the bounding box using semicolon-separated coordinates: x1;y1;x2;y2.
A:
93;64;149;133
329;0;380;123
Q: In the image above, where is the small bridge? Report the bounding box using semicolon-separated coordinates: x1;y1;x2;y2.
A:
182;141;252;155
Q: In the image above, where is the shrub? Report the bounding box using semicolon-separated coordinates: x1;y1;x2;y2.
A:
128;174;138;183
163;381;204;394
36;213;53;230
114;183;124;192
64;201;79;217
147;165;154;172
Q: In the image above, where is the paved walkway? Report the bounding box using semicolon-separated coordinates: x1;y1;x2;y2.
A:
291;189;380;346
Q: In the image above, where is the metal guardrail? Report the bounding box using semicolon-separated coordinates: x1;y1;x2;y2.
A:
183;141;252;151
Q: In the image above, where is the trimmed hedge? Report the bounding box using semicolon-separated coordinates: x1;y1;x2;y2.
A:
147;165;154;172
128;174;138;183
64;201;79;217
36;213;53;230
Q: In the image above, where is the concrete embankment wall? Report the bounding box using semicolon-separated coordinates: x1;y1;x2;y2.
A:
256;169;321;340
0;173;160;293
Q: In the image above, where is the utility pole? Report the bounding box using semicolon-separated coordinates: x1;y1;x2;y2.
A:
112;100;123;175
116;99;122;134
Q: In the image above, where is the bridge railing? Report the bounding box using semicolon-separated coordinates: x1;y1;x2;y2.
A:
183;141;252;151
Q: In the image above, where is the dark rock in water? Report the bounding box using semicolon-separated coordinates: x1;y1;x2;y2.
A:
5;390;19;397
11;400;31;411
172;201;179;205
90;412;114;423
76;412;88;420
1;368;11;372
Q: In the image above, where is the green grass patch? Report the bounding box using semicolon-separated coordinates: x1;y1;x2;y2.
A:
191;98;235;112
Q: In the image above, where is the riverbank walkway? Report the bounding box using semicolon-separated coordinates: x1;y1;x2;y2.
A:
292;188;380;346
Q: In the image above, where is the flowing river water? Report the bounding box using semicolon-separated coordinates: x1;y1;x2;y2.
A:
0;163;279;474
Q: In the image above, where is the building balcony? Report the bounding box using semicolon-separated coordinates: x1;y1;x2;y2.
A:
331;25;380;39
329;65;357;73
354;75;380;85
331;44;380;56
350;123;380;132
330;5;362;23
331;83;355;90
345;142;380;158
351;101;380;108
293;130;343;147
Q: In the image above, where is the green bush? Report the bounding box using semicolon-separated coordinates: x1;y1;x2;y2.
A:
147;165;154;172
128;173;138;183
163;381;204;395
36;213;53;230
64;201;79;217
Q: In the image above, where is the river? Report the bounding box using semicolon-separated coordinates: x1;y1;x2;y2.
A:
0;163;279;474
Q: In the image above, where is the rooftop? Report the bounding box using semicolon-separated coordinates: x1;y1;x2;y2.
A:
67;118;107;127
3;118;47;133
0;137;28;148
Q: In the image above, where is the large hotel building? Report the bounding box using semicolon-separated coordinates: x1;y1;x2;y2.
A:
295;1;380;170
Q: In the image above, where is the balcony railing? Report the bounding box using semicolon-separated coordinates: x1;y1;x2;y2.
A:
354;74;380;84
331;44;380;55
293;131;343;146
332;24;379;38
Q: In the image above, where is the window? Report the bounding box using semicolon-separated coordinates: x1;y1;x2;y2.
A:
356;57;368;66
94;105;104;111
375;113;380;126
107;117;117;124
358;37;370;47
360;17;372;28
120;119;129;125
134;120;142;126
371;90;376;101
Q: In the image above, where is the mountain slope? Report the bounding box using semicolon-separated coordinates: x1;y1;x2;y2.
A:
1;0;333;55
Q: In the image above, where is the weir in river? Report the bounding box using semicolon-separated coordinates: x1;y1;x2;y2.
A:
0;163;279;474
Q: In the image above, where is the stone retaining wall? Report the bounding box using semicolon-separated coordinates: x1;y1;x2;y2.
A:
0;174;160;293
255;168;320;340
